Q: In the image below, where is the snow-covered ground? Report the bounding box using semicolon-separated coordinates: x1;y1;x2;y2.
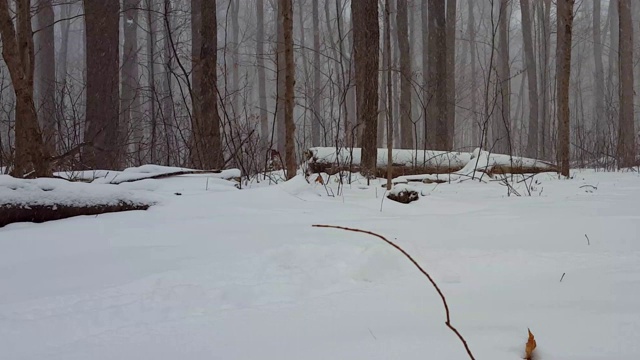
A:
1;169;639;359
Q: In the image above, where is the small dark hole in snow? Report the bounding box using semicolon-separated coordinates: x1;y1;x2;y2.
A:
174;192;182;196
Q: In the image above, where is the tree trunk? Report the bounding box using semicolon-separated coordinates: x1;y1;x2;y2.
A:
191;0;223;169
539;0;551;160
34;0;56;154
592;0;605;154
617;0;635;167
311;0;322;147
352;0;379;177
556;0;575;177
280;0;296;179
0;0;50;177
256;0;269;150
385;0;394;189
146;0;157;164
190;0;202;162
421;0;429;149
494;0;511;155
397;0;413;149
445;0;456;149
230;0;240;118
276;3;286;154
427;0;448;151
121;0;140;166
468;0;478;147
83;0;121;170
162;0;174;165
520;0;539;158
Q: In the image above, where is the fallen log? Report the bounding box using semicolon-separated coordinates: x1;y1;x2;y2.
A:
0;175;156;227
305;147;470;176
0;202;150;228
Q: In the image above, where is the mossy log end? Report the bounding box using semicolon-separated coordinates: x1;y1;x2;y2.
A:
0;202;151;228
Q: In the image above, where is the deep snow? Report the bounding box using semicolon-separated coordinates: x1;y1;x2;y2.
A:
1;170;639;359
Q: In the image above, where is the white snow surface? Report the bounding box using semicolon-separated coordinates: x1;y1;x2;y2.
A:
1;170;639;360
0;175;156;207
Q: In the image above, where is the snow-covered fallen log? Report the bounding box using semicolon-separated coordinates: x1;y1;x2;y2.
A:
57;165;241;184
393;149;557;184
306;147;557;180
305;147;471;177
0;175;155;227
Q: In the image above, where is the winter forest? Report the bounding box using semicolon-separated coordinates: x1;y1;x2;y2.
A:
1;1;640;359
0;0;637;178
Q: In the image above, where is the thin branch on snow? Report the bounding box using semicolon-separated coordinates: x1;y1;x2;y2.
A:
312;224;476;360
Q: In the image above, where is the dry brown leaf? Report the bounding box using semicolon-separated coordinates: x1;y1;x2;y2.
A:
524;328;537;360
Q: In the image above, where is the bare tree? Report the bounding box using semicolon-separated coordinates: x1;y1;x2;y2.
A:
556;0;575;177
494;0;511;155
617;0;635;167
281;0;296;179
385;0;393;188
0;0;50;176
427;0;448;150
191;0;223;169
397;0;413;149
34;0;55;153
445;0;456;148
83;0;121;169
520;0;539;158
311;0;322;146
121;0;140;164
352;0;379;176
256;0;269;150
592;0;605;153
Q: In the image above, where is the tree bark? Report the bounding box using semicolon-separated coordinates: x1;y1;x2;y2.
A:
191;0;223;169
0;0;50;177
34;0;56;153
494;0;511;155
556;0;575;177
397;0;413;149
83;0;121;170
161;0;175;165
385;0;394;189
427;0;448;151
617;0;635;167
121;0;140;166
445;0;456;149
520;0;539;158
352;0;379;177
468;0;478;147
592;0;605;154
281;0;296;179
311;0;322;146
256;0;269;150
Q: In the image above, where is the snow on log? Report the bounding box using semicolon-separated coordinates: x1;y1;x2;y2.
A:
0;175;156;227
57;165;242;184
393;149;558;184
305;147;471;177
387;184;420;204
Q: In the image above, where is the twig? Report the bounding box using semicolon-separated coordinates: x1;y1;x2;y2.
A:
560;273;566;282
585;234;590;245
312;224;476;360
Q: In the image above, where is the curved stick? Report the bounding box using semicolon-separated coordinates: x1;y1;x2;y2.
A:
313;224;476;360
